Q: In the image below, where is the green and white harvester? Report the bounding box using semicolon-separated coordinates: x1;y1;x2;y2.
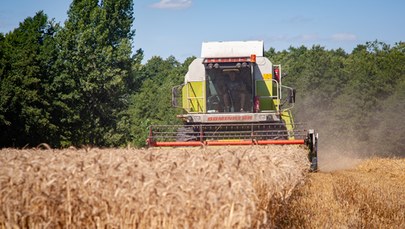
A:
147;41;318;171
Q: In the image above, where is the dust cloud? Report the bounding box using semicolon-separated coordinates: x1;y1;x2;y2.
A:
293;94;405;172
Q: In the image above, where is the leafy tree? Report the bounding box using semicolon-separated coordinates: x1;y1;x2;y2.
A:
332;41;404;147
0;11;59;147
0;33;7;126
367;77;405;156
51;0;134;146
127;48;144;92
127;56;193;147
266;46;347;130
265;42;405;155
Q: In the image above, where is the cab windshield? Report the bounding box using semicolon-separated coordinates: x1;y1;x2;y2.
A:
205;65;253;113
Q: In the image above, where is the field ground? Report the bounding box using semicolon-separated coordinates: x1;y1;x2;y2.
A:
280;157;405;228
1;147;404;228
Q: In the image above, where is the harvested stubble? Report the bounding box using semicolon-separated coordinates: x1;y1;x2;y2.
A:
0;145;309;228
280;157;405;228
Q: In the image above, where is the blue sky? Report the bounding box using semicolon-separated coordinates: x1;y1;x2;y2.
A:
1;0;404;62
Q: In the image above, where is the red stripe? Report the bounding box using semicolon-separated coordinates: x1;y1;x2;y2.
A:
151;139;305;147
206;140;254;146
152;141;203;147
256;139;305;145
204;57;249;63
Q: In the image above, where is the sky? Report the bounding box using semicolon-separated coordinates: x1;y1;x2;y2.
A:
1;0;405;62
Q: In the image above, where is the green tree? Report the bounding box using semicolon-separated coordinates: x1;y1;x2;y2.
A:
127;56;193;147
265;45;347;132
332;41;405;153
52;0;134;146
0;11;59;147
370;78;405;156
0;33;7;126
264;43;405;155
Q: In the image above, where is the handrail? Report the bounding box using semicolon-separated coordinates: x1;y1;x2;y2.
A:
255;78;280;111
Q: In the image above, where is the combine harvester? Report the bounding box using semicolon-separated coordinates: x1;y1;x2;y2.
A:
147;41;318;171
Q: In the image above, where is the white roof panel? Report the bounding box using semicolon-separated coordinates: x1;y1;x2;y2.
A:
201;40;264;58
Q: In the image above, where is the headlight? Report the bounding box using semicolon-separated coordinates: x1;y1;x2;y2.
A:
187;116;193;122
266;115;274;121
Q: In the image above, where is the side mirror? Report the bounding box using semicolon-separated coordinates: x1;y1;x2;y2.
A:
288;88;296;104
172;84;185;108
171;87;178;107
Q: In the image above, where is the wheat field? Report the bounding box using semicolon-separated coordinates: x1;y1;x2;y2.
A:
0;146;309;228
2;147;404;228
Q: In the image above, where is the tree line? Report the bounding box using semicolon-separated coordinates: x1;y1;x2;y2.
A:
0;0;404;155
266;42;405;156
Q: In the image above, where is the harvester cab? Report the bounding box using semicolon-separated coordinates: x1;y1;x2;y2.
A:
148;41;318;171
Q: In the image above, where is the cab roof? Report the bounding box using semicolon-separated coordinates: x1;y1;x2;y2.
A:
201;41;264;58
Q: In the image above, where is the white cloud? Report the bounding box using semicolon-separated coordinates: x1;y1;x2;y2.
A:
330;33;357;41
262;34;320;42
295;34;320;41
283;16;313;24
266;33;357;42
264;35;290;42
150;0;192;9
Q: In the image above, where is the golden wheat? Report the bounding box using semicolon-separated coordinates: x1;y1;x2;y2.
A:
0;145;309;228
